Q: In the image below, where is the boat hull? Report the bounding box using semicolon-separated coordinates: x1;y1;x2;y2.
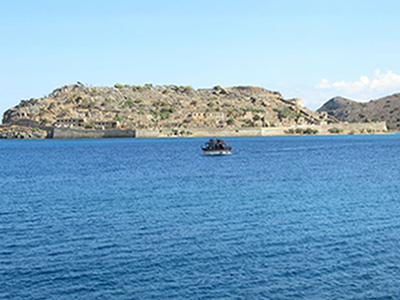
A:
203;150;232;156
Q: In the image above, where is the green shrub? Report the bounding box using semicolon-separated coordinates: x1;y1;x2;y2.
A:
114;115;126;122
227;118;235;125
288;128;318;134
124;99;135;108
286;128;295;134
132;85;144;92
114;83;124;89
149;108;171;120
160;107;174;114
328;127;343;134
274;107;293;119
183;86;193;93
303;128;318;134
160;111;170;120
241;119;254;127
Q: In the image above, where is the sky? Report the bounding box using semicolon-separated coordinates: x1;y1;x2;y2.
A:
1;0;400;115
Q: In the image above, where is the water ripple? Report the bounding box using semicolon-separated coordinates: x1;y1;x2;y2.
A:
1;136;400;299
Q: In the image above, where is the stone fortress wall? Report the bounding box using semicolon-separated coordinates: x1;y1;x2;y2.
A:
49;122;387;139
51;128;135;139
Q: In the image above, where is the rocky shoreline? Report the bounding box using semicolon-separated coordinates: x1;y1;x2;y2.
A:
0;124;47;139
0;122;388;140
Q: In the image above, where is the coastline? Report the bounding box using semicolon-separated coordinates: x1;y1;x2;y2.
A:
0;121;388;139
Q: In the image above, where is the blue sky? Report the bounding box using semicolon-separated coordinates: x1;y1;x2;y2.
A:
1;0;400;115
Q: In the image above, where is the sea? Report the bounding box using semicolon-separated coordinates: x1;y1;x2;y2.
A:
1;135;400;299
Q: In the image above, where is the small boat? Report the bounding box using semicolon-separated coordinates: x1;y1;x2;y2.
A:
202;138;232;155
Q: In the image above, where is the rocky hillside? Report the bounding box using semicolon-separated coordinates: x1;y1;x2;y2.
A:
1;83;333;136
318;93;400;130
318;96;356;111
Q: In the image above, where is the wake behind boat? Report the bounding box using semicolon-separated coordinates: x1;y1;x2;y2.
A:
202;138;232;155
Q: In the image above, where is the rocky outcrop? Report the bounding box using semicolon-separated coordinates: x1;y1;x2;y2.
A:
317;96;355;111
1;83;337;138
0;125;47;139
318;93;400;130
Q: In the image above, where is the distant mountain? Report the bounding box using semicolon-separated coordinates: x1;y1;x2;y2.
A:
318;93;400;130
317;96;356;111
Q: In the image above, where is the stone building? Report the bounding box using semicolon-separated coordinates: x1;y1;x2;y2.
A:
55;118;85;128
92;121;118;130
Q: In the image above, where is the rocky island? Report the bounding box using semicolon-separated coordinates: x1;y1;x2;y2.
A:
0;83;387;139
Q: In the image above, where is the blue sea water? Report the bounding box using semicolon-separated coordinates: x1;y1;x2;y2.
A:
1;135;400;299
